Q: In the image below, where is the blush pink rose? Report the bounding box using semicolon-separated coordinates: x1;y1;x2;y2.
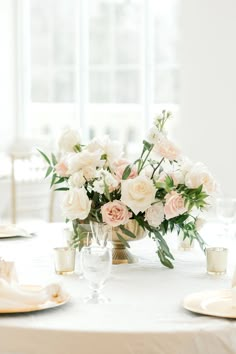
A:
164;191;187;220
113;159;138;182
154;137;180;161
101;200;132;227
158;171;184;186
55;159;69;177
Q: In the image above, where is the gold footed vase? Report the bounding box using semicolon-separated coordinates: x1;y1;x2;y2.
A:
112;220;146;264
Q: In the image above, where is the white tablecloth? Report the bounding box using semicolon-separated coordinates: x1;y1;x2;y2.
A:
0;223;235;354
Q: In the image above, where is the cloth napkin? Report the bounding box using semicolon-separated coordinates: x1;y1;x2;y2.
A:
0;259;68;308
0;225;30;237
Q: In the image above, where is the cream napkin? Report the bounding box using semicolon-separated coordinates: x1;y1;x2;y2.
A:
0;259;18;284
0;225;30;237
0;260;68;308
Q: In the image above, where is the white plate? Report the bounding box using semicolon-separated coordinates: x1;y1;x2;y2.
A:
0;285;70;314
183;289;236;318
0;225;32;238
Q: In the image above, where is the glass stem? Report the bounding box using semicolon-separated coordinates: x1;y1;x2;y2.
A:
91;288;101;299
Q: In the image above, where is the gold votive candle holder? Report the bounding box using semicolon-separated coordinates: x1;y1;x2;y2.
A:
54;247;76;275
206;247;228;275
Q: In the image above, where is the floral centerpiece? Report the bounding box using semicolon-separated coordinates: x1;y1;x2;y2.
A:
39;111;216;268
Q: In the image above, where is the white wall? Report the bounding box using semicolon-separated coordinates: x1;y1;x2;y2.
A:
0;0;17;150
177;0;236;196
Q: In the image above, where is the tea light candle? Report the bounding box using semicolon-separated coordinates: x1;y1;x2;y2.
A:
206;247;228;275
54;247;76;275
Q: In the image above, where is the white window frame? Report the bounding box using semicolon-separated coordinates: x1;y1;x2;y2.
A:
17;0;179;140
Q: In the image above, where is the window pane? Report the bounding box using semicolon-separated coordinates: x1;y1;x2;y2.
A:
52;71;75;102
115;30;140;65
152;0;179;103
31;38;50;67
89;0;143;103
30;0;76;103
89;71;112;103
31;70;50;102
53;0;76;31
89;2;112;66
52;32;76;66
29;0;179;143
115;70;140;103
31;0;49;36
89;28;112;65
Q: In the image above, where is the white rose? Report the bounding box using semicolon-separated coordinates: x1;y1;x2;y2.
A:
121;176;156;215
87;136;123;165
179;157;194;176
102;170;119;191
68;171;85;188
62;187;91;220
185;162;216;195
93;170;119;193
93;180;105;194
145;202;165;227
68;150;103;175
82;166;97;180
58;129;81;153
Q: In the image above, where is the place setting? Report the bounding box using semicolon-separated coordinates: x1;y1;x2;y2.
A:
0;258;70;314
0;224;35;239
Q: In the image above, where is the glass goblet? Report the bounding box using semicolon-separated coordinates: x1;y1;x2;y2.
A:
81;245;112;304
90;222;112;247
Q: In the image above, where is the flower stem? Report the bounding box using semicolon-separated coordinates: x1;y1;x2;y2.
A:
151;157;164;179
138;149;152;174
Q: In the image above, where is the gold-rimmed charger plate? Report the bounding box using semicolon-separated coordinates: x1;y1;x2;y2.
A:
183;289;236;318
0;285;70;314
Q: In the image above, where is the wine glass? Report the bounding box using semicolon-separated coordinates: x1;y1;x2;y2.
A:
81;245;112;304
216;197;236;238
90;222;112;247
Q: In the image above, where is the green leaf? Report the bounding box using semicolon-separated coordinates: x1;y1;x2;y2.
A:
51;153;57;166
54;177;66;184
103;181;111;201
37;149;51;165
173;214;189;224
50;173;57;188
157;248;174;269
45;166;53;178
162;220;169;233
158;239;174;260
143;140;154;151
122;165;132;180
116;232;130;248
119;225;136;239
73;144;81;153
165;175;174;188
54;187;69;191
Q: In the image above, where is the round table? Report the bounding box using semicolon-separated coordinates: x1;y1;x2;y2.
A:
0;222;235;354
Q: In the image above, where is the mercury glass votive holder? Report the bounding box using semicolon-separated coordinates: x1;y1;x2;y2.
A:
54;247;76;275
206;247;228;275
